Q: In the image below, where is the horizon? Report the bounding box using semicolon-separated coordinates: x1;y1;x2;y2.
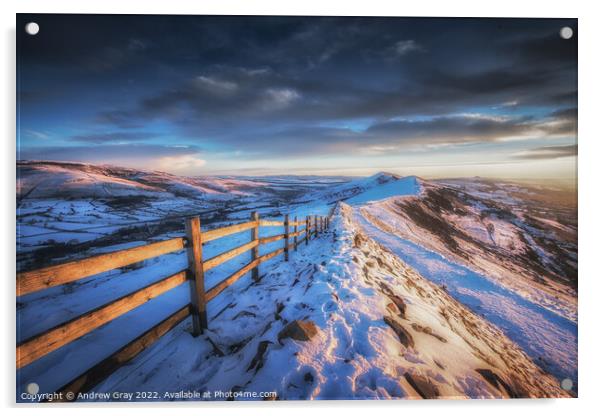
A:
17;15;577;182
17;158;577;190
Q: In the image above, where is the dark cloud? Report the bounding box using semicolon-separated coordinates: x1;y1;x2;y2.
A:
507;32;577;66
17;14;578;164
365;115;533;143
210;113;570;157
419;68;553;97
550;107;577;120
540;107;578;136
94;63;572;135
515;144;577;160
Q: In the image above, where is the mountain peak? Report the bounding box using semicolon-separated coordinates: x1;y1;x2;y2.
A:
369;171;401;180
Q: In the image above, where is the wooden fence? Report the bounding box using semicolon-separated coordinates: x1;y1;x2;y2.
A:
16;211;331;398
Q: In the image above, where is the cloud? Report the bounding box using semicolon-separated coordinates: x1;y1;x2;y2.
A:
98;69;308;131
364;114;533;145
96;101;572;157
18;15;578;172
507;32;577;66
214;112;567;157
70;131;160;143
392;40;423;57
262;88;300;110
156;154;206;172
194;76;239;97
78;18;576;137
95;56;577;137
514;144;577;160
538;107;577;136
23;130;50;140
550;107;577;120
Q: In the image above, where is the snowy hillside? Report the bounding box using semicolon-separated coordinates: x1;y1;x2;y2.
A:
358;180;577;322
16;161;577;400
70;204;568;400
346;175;421;205
297;172;403;204
18;160;242;200
16;161;350;267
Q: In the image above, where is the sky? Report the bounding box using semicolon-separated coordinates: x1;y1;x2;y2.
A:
17;14;577;181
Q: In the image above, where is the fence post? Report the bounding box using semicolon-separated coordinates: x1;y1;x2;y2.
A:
314;216;318;238
185;216;208;335
251;211;259;282
294;215;298;251
305;216;310;245
284;214;290;261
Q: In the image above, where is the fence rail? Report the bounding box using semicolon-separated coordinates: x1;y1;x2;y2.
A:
16;237;187;297
16;209;332;398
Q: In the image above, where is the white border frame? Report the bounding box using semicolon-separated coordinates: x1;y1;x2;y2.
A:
2;1;600;415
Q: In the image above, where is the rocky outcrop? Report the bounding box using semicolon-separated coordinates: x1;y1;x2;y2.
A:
278;320;319;343
404;373;440;399
383;316;414;348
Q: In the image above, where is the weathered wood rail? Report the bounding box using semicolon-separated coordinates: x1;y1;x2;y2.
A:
16;210;332;398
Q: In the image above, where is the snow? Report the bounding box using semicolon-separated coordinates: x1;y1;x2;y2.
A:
346;176;420;205
354;207;577;388
16;163;576;401
78;203;568;400
298;172;403;204
359;183;577;323
18;203;569;401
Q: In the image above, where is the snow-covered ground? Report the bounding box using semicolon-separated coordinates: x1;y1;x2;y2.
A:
37;204;567;400
16;161;577;400
355;208;577;388
358;181;577;322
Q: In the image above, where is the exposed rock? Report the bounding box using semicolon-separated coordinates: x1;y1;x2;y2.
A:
411;323;447;343
274;302;285;320
247;340;272;373
228;336;253;354
404;373;440;399
278;320;319;343
475;368;526;398
386;302;399;314
378;282;393;296
304;372;314;383
233;310;257;319
388;294;407;318
205;335;225;357
353;233;365;248
383;316;414;348
259;321;273;336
